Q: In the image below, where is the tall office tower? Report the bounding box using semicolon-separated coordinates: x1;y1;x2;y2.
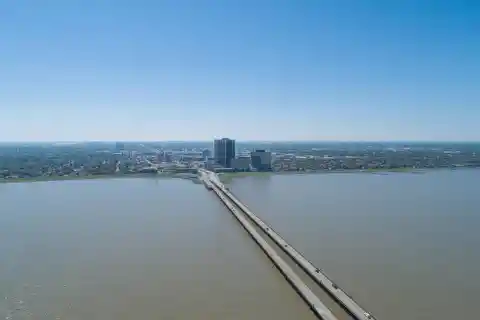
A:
214;138;236;168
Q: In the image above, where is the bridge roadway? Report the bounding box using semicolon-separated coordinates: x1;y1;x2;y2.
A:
209;179;338;320
201;169;375;320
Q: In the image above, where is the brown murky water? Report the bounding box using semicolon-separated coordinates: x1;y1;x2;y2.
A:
2;170;479;320
0;178;315;320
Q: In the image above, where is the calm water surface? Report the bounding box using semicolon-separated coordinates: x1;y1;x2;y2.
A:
0;178;314;320
229;169;480;320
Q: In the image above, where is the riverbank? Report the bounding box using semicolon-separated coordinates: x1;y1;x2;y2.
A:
217;167;476;183
0;172;199;184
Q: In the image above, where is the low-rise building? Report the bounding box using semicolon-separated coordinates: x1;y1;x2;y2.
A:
251;150;272;171
231;156;251;171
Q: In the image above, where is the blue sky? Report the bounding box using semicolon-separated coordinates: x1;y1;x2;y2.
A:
0;0;478;141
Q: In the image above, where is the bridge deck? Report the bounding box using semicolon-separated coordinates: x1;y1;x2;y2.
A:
203;169;375;320
211;182;338;320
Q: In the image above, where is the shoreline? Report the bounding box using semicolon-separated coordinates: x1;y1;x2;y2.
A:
218;166;478;183
2;166;476;184
0;172;198;184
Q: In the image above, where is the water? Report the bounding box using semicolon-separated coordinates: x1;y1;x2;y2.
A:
2;171;478;320
0;178;314;320
229;169;480;320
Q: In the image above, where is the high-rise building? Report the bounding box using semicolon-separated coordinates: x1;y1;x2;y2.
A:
214;138;235;168
251;149;272;171
115;142;125;151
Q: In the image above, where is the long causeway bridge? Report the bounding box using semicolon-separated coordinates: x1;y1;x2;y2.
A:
199;169;376;320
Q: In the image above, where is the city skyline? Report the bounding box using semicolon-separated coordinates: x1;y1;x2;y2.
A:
1;1;479;142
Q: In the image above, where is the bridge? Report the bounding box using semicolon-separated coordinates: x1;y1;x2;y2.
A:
199;169;376;320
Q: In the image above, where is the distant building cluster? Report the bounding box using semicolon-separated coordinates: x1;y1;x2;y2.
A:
210;138;273;172
2;140;480;182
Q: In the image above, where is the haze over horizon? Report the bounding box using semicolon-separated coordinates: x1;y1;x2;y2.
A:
1;139;480;144
1;1;479;142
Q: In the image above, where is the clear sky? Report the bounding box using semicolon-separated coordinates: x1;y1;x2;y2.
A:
1;0;479;142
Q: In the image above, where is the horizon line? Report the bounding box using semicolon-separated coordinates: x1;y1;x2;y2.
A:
1;140;480;144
